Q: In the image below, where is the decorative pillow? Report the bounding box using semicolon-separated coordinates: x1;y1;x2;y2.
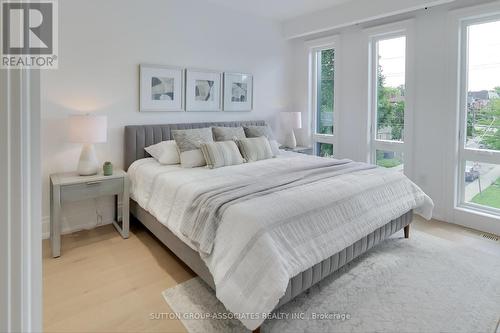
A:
200;141;244;169
243;125;280;156
172;127;214;168
178;149;207;168
144;140;180;165
236;137;274;162
212;126;246;142
243;125;275;139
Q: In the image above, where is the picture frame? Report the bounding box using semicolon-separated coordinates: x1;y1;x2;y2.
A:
140;64;184;112
223;72;253;111
185;69;222;112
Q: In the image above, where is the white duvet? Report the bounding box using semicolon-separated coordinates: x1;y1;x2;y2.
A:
128;153;433;330
129;152;312;249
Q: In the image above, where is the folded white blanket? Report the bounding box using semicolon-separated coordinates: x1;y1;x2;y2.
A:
128;154;434;330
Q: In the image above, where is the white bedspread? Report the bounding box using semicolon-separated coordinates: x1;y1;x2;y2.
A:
128;153;433;330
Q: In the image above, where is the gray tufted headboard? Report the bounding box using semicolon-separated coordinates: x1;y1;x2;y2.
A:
124;120;267;170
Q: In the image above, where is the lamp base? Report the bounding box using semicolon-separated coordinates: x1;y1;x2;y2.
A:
77;144;99;176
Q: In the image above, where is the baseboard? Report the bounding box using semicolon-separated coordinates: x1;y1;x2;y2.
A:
42;216;50;239
431;211;445;222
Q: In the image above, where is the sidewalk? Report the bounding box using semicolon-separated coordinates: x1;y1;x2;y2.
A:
465;165;500;202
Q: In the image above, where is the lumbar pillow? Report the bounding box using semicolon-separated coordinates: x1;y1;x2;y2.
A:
243;125;280;156
236;137;274;162
172;127;214;168
200;141;245;169
144;140;180;165
212;126;246;142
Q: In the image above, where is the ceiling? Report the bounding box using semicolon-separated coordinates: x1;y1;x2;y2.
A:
204;0;355;21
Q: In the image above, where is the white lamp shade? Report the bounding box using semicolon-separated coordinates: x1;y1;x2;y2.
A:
68;115;107;144
280;111;302;129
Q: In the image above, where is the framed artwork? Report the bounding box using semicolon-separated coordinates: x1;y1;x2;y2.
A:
223;73;253;111
140;64;184;112
185;69;222;111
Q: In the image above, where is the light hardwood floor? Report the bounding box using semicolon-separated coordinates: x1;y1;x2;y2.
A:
43;217;500;333
43;222;195;333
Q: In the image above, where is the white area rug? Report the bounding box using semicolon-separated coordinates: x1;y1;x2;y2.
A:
162;231;500;333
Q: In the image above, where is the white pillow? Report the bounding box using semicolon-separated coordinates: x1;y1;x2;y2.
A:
179;150;206;168
144;140;180;165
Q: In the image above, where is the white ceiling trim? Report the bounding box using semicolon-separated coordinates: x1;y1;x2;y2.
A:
283;0;457;39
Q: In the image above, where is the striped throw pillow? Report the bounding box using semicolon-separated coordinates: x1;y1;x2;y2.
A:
243;125;280;156
236;137;274;162
200;141;245;169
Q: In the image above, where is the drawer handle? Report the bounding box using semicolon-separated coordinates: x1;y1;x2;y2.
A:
86;181;102;186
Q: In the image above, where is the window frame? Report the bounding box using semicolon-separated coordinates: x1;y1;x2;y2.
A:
306;35;340;157
366;20;415;178
456;14;500;216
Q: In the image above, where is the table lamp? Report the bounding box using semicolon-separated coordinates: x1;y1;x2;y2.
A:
280;111;302;148
68;115;107;176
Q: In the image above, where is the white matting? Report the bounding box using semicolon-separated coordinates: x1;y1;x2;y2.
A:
162;231;500;333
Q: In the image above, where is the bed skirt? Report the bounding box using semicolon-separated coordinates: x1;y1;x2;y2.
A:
130;199;413;310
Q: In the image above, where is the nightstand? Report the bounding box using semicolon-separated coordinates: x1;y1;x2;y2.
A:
50;170;129;258
280;146;314;155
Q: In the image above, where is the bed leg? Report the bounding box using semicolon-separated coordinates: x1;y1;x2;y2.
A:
253;327;261;333
404;224;410;239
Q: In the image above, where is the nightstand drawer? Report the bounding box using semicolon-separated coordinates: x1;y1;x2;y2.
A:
60;178;124;202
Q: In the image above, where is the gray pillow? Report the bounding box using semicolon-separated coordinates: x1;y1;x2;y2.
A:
236;137;274;162
172;127;214;167
243;125;275;139
200;141;245;169
212;126;246;142
243;125;280;156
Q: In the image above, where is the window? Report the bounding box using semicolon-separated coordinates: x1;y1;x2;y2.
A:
376;150;404;171
465;21;500;152
369;25;412;174
458;17;500;214
308;36;339;158
464;161;500;210
317;143;334;157
317;49;335;136
375;37;406;142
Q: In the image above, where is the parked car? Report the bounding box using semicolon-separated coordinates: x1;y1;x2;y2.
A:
465;169;480;182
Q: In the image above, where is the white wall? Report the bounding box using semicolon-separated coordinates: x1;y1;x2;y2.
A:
289;0;500;235
41;0;292;237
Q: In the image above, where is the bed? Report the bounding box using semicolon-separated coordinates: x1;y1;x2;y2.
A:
124;121;433;331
